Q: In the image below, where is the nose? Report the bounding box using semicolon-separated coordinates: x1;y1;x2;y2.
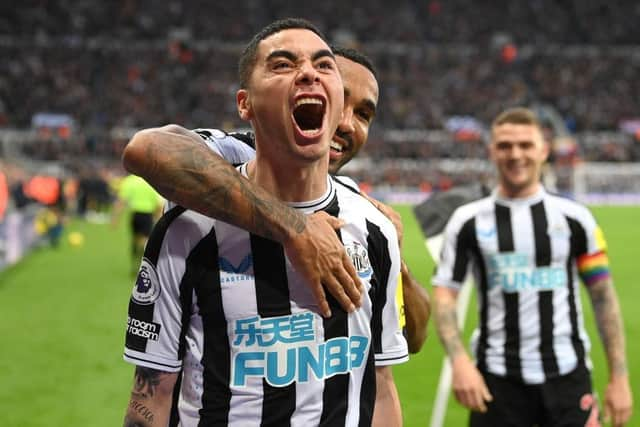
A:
337;107;355;134
296;61;320;85
511;145;524;158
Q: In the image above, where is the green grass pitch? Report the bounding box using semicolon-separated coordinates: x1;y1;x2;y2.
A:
0;206;638;426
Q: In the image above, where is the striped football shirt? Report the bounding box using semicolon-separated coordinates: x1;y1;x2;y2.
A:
124;169;408;426
433;186;611;384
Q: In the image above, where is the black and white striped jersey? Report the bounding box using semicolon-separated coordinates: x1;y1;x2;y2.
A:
193;128;256;165
433;187;609;384
124;171;408;426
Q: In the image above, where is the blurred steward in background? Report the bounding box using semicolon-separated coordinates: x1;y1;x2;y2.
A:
112;174;164;274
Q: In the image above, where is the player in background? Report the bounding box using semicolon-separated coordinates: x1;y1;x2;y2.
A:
122;45;430;353
112;174;164;274
432;107;632;426
122;18;407;426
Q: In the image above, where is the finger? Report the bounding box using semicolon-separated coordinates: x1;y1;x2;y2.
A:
613;407;631;427
482;384;493;402
334;264;361;307
619;407;633;426
308;280;331;318
603;403;611;423
324;215;345;230
473;389;487;413
453;390;468;408
455;389;475;412
342;251;363;295
323;275;356;313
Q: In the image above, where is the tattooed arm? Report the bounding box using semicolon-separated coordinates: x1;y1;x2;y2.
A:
123;367;177;427
433;287;492;413
586;278;633;426
122;125;361;317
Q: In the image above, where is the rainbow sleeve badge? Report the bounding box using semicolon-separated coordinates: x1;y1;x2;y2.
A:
577;251;611;286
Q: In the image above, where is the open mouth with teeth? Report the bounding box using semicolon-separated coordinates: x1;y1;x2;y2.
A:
330;141;343;153
293;97;325;135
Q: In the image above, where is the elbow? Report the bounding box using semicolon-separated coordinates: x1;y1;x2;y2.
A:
122;128;155;176
122;124;187;176
407;330;427;354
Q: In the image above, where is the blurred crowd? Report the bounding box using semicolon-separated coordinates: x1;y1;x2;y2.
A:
1;1;639;132
1;0;639;202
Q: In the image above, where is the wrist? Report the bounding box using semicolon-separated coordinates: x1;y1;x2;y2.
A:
280;209;307;245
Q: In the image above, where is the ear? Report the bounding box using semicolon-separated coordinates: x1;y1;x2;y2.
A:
541;140;551;162
488;141;497;162
237;89;252;121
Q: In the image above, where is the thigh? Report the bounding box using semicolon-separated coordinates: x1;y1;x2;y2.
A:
540;366;599;427
469;372;538;427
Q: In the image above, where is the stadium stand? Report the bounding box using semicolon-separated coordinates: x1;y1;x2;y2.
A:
0;1;638;212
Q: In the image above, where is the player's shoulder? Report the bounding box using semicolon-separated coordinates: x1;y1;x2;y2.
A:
450;194;494;224
192;128;254;147
332;175;360;194
162;205;215;238
192;128;256;164
333;184;396;235
544;191;595;223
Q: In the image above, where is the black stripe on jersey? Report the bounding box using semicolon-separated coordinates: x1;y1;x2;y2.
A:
183;228;231;426
361;219;393;427
366;220;392;354
126;206;186;353
169;240;199;427
452;218;476;282
251;236;291;317
332;175;360;194
319;195;351;426
145;206;186;264
168;374;182;427
460;218;490;373
250;235;295;427
495;204;521;379
495;205;514;252
566;216;588;367
531;201;560;378
531;202;551;266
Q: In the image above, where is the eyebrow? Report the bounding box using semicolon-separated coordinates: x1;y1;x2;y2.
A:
265;49;335;63
362;99;377;115
311;49;335;62
344;88;377;115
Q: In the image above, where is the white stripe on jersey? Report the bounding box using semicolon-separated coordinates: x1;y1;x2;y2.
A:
193;128;256;164
433;187;596;384
124;169;407;426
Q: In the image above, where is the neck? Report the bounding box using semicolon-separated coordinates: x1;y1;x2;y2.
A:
247;154;329;203
497;181;542;199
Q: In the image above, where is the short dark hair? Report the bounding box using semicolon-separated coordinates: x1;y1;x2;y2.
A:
331;45;378;79
238;18;327;89
492;107;541;129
